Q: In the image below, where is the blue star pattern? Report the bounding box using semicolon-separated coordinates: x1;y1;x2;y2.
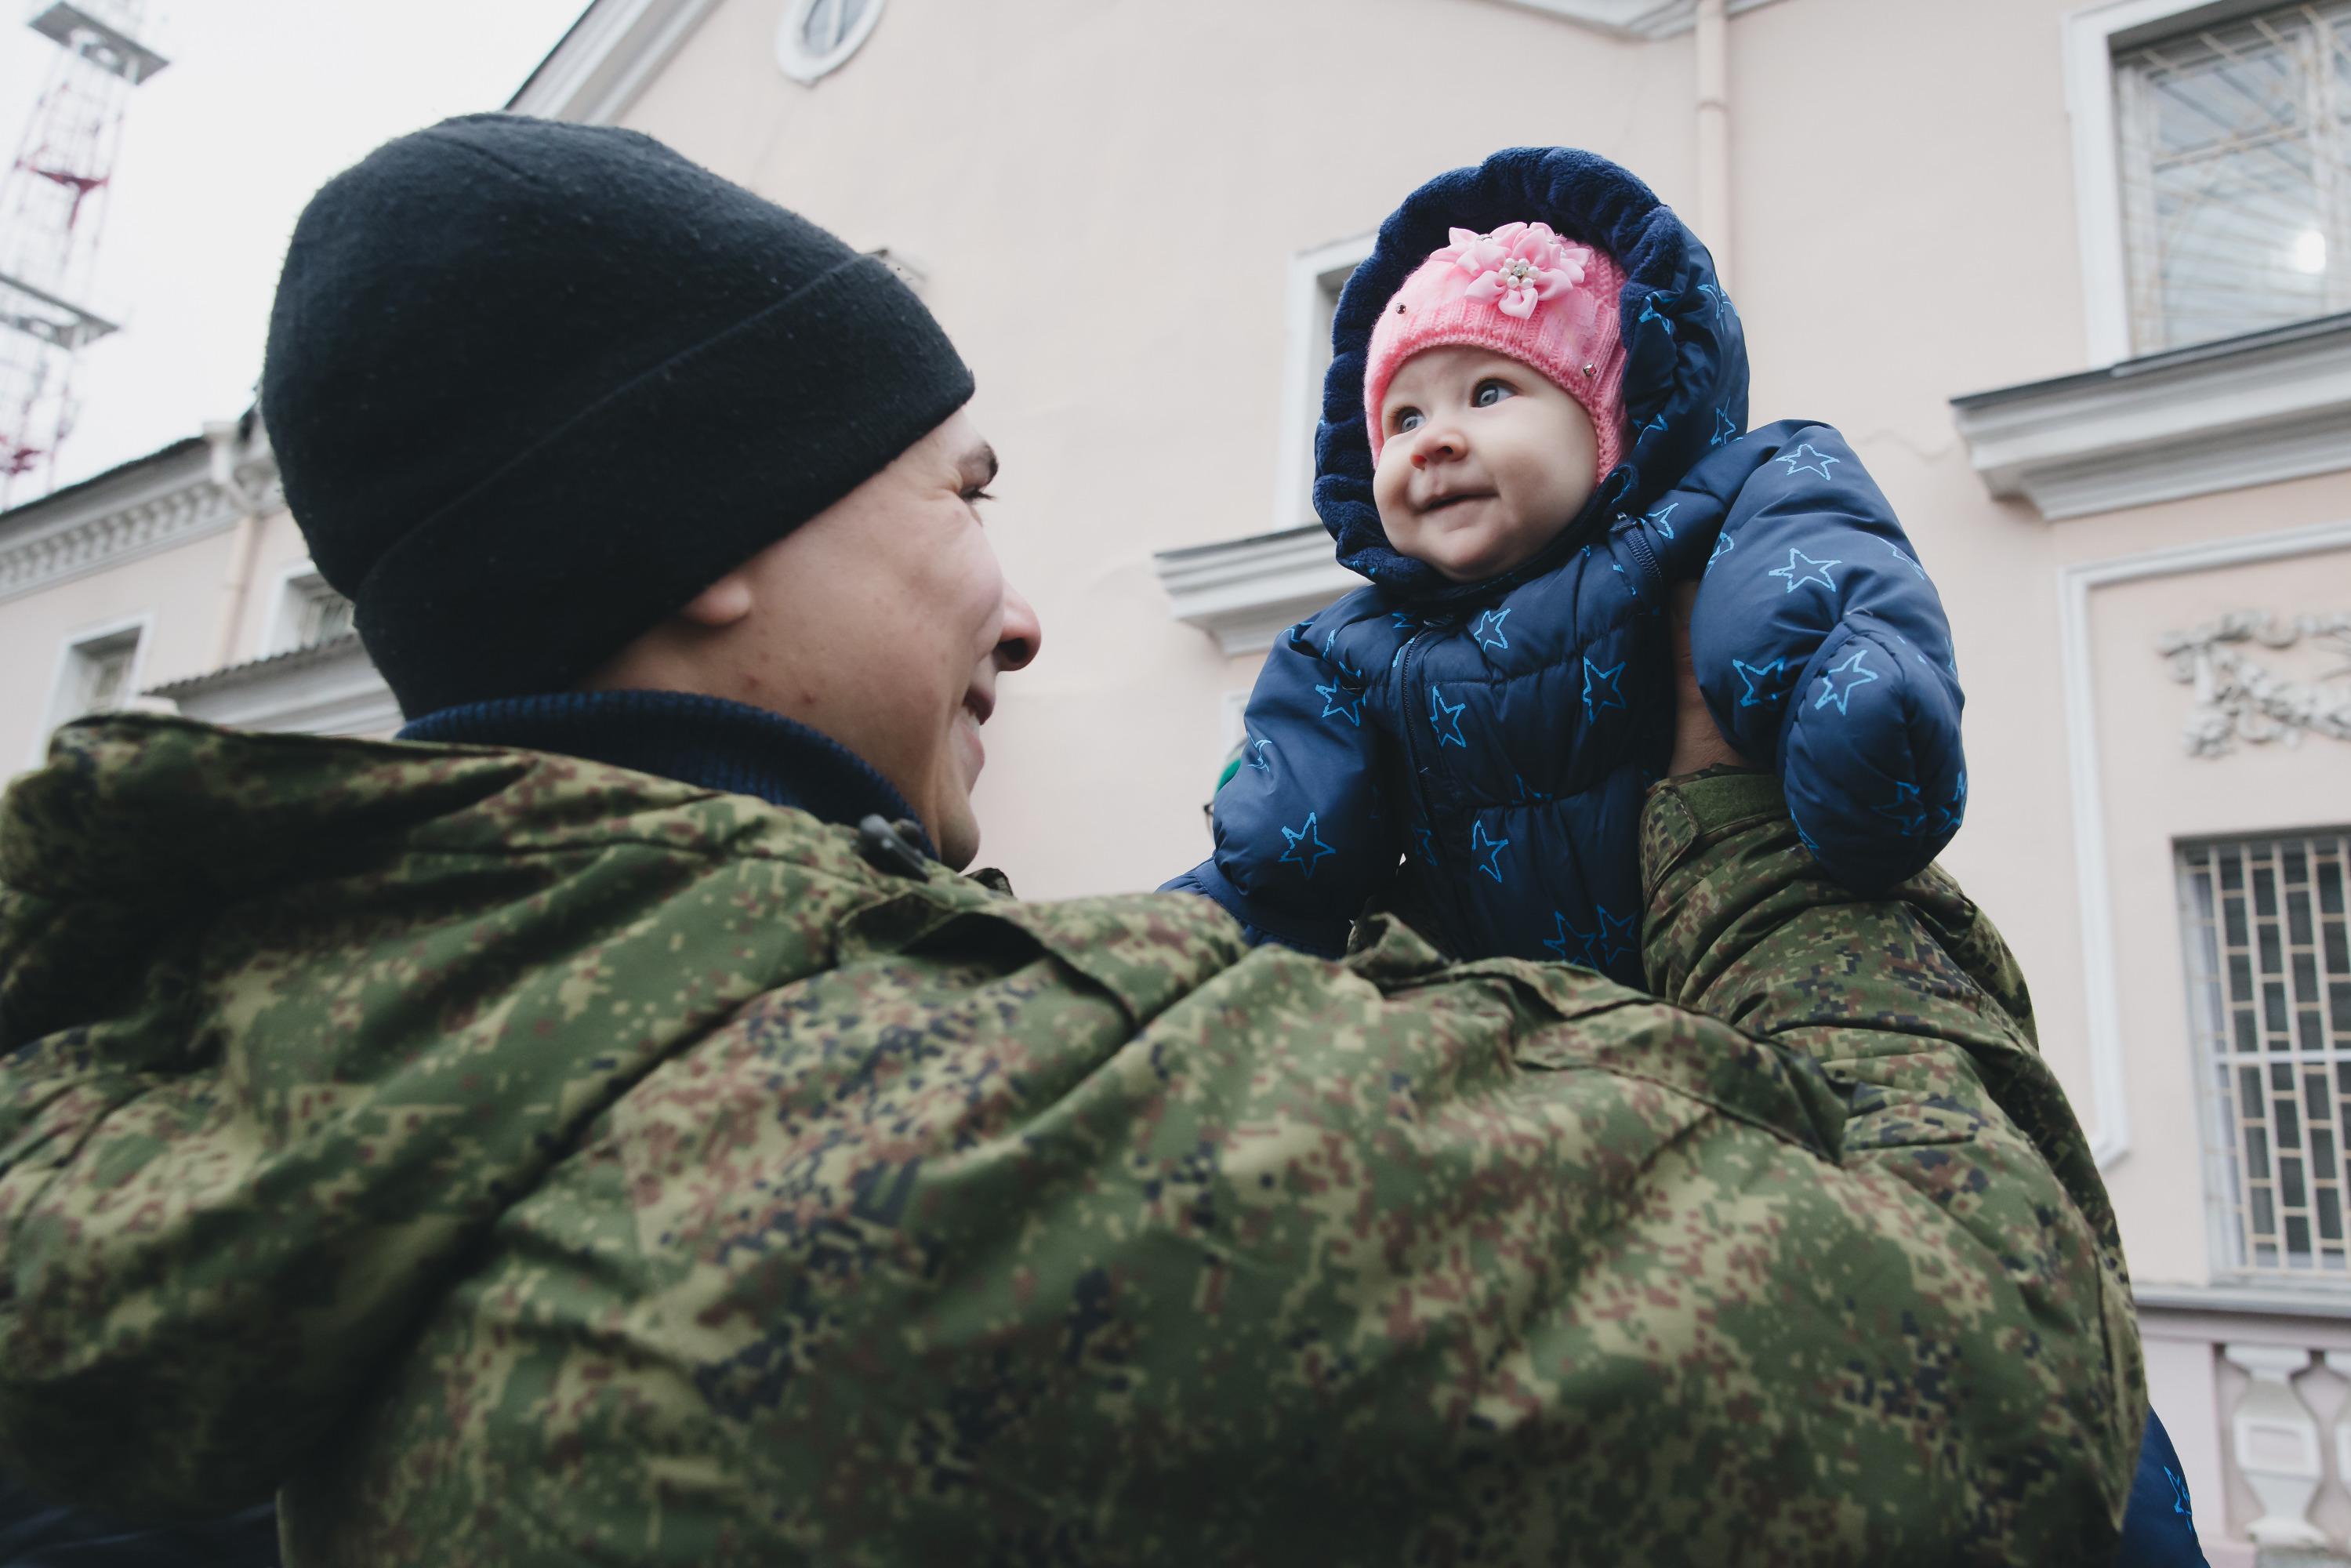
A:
1543;906;1632;969
1812;646;1879;714
1471;821;1511;883
1315;670;1367;727
1391;610;1421;632
1542;911;1578;961
1414;826;1436;866
1279;811;1334;879
1696;282;1734;324
1935;771;1967;836
1711;408;1736;447
1775;443;1841;481
2164;1465;2193;1520
1592;906;1635;969
1888;543;1926;579
1428;685;1468;748
1768;547;1841;596
1638;292;1675;336
1645;503;1678;539
1245;738;1274;773
1874;781;1928;836
1472;608;1511;652
1707;532;1736;571
1641;412;1668;437
1582;657;1627;720
1732;656;1792;709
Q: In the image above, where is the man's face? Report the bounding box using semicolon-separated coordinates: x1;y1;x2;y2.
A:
1373;346;1599;583
600;409;1039;868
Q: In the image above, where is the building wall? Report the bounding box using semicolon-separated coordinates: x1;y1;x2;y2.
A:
620;0;2351;1303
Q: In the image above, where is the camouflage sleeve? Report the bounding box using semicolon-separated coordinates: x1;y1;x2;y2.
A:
1640;764;2144;1513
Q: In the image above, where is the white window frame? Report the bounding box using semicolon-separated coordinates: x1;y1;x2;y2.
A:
264;561;355;656
1273;233;1377;533
775;0;885;85
35;610;153;764
2178;829;2351;1283
2064;0;2295;367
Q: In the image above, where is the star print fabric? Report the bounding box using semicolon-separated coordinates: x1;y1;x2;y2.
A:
1165;147;1968;967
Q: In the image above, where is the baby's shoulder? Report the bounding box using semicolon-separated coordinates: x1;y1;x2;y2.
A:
1288;584;1415;663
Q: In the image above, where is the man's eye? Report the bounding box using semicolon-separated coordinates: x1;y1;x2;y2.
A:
963;488;996;506
1395;410;1423;434
1472;379;1515;408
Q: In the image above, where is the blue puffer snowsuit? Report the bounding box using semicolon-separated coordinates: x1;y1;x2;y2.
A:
1166;148;1967;985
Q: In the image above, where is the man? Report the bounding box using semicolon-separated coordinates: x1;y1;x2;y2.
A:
0;116;2145;1564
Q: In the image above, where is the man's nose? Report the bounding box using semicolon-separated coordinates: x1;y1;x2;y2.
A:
996;583;1043;672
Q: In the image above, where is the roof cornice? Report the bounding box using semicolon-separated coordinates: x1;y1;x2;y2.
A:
506;0;722;125
0;441;233;606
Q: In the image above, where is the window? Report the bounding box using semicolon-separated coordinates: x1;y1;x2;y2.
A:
775;0;883;84
2115;2;2351;354
2180;830;2351;1279
1275;236;1374;528
67;629;138;716
268;567;356;655
39;617;148;754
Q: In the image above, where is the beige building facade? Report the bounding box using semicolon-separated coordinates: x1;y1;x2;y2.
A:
2;0;2347;1555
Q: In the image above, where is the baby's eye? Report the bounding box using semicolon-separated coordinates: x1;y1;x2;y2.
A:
1472;379;1516;408
1394;408;1424;434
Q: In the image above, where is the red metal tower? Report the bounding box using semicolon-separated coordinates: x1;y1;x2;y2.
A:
0;1;165;509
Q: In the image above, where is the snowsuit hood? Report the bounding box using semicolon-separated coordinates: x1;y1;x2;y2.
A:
1317;147;1746;602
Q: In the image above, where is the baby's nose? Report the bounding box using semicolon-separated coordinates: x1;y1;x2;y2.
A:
1410;432;1462;467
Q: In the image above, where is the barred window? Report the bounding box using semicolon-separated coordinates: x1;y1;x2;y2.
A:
2180;832;2351;1279
2114;2;2351;354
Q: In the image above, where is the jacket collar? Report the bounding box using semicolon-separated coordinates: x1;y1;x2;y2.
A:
397;688;934;856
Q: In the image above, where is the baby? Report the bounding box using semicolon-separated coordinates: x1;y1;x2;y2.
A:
1166;147;1967;985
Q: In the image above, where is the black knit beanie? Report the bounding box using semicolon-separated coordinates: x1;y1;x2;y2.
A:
261;114;974;717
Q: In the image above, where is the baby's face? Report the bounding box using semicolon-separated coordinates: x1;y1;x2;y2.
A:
1373;347;1599;584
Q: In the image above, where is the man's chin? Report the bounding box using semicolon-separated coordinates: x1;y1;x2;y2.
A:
934;806;980;871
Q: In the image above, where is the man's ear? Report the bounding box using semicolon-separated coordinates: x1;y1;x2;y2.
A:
679;571;755;628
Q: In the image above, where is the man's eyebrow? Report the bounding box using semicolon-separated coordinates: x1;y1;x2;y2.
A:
960;443;1000;488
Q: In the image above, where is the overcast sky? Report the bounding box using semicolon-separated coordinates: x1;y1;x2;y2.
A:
1;0;590;492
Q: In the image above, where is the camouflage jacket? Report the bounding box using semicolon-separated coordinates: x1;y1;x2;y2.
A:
0;717;2141;1566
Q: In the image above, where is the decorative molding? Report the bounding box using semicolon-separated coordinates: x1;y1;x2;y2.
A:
506;0;722;125
2058;521;2351;1171
775;0;887;85
0;441;236;606
1951;312;2351;521
2157;610;2351;757
147;633;401;739
1474;0;1785;38
1153;525;1364;657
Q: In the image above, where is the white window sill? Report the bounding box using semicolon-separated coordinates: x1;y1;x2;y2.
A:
1950;311;2351;522
1153;525;1363;657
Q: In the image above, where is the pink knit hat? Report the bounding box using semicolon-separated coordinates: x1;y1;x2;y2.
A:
1362;222;1627;478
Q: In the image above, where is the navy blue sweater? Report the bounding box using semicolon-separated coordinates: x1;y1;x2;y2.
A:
1170;148;1965;981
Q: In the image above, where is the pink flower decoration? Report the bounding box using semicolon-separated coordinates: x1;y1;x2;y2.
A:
1458;225;1591;320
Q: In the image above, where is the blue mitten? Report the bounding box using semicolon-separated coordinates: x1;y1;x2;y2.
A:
1682;423;1967;891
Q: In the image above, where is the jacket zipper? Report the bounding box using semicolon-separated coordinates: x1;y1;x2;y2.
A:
1613;513;1664;600
1396;625;1478;952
